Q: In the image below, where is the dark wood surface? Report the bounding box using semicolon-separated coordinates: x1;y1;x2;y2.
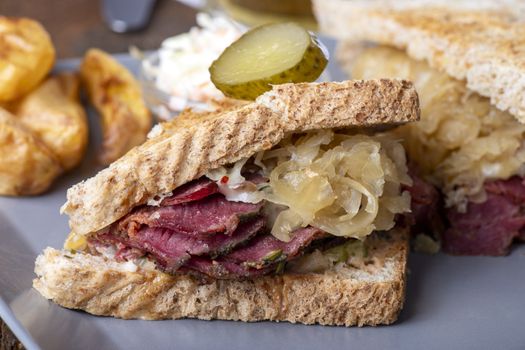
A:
0;323;23;350
0;1;197;348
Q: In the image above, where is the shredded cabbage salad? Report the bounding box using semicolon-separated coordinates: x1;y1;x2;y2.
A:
141;13;243;115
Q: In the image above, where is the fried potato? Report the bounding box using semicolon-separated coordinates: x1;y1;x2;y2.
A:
80;48;151;165
13;73;88;170
0;107;62;196
0;17;55;102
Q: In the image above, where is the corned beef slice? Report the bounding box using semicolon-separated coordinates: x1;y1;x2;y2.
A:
183;227;325;278
95;177;327;278
225;227;326;267
405;167;525;256
128;217;265;271
119;195;263;237
404;169;443;237
444;176;525;256
160;177;219;206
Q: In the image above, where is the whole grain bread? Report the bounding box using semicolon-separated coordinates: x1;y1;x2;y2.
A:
313;0;525;20
62;80;419;236
313;2;525;122
34;228;408;326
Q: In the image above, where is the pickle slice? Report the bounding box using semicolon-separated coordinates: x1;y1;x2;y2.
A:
209;22;328;100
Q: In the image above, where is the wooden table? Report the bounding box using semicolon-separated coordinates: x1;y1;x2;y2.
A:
0;1;197;348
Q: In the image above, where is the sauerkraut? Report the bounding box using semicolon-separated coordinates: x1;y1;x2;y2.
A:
351;46;525;211
207;130;412;241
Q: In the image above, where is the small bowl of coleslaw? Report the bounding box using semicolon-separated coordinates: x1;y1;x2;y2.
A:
137;13;245;121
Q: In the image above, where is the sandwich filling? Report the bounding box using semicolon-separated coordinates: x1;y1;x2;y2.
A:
351;46;525;255
76;130;416;279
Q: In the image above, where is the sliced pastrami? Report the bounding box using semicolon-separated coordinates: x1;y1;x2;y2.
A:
484;177;525;202
137;217;265;271
225;226;326;268
444;176;525;256
118;195;263;237
181;227;325;278
94;170;333;279
160;177;218;206
97;216;265;271
403;166;444;237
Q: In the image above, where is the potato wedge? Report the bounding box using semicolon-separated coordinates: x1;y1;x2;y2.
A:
13;73;88;170
0;107;62;196
80;48;151;165
0;17;55;102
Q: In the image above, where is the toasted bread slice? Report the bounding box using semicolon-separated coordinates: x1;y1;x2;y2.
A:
62;80;419;236
313;0;525;19
34;227;408;326
313;3;525;122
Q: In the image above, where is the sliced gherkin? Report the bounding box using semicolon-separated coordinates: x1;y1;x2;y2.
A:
209;22;328;100
275;261;286;274
263;249;283;262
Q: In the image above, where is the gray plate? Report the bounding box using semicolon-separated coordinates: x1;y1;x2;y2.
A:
1;46;525;350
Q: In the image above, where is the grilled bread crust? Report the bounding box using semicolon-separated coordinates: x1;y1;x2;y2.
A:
314;2;525;122
62;80;419;236
34;228;408;326
313;0;525;19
